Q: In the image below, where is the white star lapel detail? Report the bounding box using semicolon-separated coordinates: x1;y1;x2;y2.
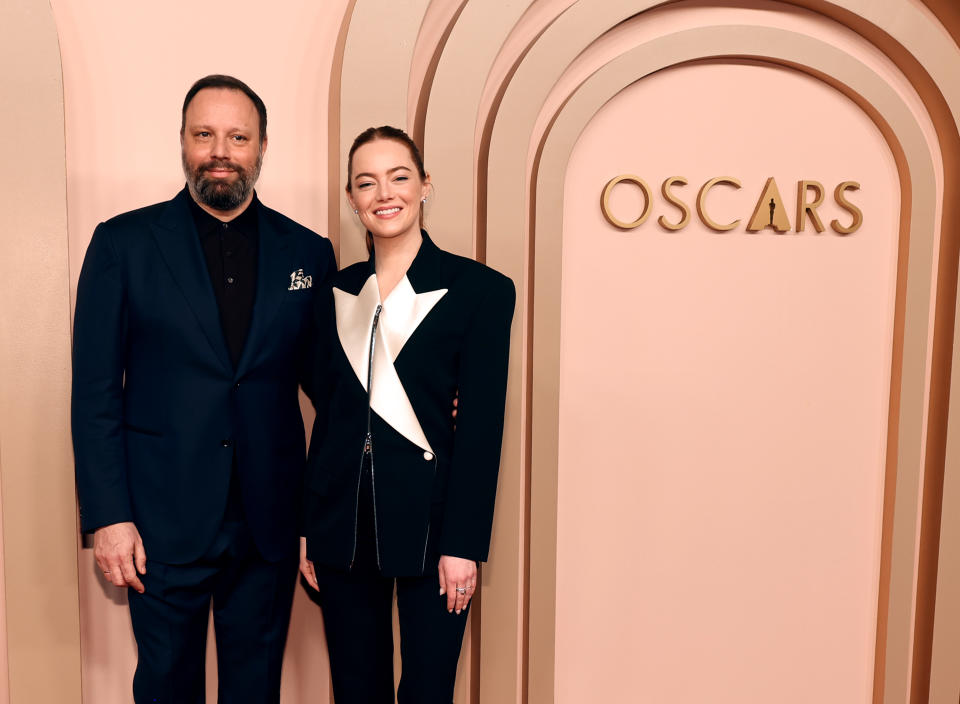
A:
333;274;447;453
379;277;447;361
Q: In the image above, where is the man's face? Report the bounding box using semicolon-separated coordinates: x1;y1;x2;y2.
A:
181;88;266;212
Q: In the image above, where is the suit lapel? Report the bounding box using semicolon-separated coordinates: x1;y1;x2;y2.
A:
150;190;233;373
235;206;294;377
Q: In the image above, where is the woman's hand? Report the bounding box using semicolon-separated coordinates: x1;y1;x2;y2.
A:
300;537;318;591
438;555;477;614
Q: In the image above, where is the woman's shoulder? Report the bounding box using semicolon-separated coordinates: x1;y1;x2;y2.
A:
430;241;515;301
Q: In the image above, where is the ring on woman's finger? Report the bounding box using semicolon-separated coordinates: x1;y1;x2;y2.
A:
456;586;467;594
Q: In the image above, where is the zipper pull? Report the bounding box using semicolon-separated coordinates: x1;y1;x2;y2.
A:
363;432;372;454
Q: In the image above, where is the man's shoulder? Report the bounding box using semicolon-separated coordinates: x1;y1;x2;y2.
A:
88;196;184;256
259;202;321;240
258;202;334;258
99;198;174;232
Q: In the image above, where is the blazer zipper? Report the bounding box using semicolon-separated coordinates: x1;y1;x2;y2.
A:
421;523;431;574
350;303;383;571
420;452;438;574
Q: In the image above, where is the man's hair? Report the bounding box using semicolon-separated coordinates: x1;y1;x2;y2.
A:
181;75;267;143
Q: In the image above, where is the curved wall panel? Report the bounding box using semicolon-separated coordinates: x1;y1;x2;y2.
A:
524;17;942;704
0;0;81;702
467;4;958;704
49;1;352;701
556;61;899;702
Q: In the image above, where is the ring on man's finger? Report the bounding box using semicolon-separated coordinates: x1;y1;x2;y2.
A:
103;570;111;574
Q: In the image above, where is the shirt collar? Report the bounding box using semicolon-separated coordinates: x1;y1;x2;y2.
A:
187;189;260;241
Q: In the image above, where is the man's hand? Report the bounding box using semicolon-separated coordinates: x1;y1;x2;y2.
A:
299;537;319;591
438;555;476;615
93;522;147;593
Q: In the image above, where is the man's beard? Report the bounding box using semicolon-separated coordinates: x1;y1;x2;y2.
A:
183;150;262;211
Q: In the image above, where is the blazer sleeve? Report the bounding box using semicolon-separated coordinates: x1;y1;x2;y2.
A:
438;273;516;561
71;223;134;533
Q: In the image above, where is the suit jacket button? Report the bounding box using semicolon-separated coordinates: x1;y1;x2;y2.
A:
423;451;434;461
222;439;233;448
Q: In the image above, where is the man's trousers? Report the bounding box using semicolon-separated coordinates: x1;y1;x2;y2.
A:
127;517;298;704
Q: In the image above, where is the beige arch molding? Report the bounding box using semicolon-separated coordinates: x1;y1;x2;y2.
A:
407;0;470;150
524;28;951;704
0;0;81;703
403;2;960;701
465;5;960;703
419;0;553;258
476;0;960;256
338;0;432;268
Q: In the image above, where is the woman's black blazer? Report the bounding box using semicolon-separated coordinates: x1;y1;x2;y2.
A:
302;231;515;576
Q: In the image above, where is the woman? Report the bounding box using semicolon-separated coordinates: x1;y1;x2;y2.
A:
299;126;515;703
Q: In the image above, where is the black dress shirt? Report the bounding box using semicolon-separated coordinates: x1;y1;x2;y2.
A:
188;192;259;368
188;192;260;532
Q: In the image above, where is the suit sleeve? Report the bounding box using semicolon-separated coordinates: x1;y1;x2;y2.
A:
299;281;337;534
298;236;337;406
71;223;134;533
438;274;516;561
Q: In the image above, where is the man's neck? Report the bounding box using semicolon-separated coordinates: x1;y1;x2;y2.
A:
189;191;254;222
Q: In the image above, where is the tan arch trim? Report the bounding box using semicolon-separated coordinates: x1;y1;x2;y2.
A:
0;0;81;702
920;0;960;49
407;0;470;148
471;1;576;260
397;2;960;701
326;0;360;258
516;28;948;704
464;0;960;261
419;1;568;261
338;0;432;268
519;9;957;699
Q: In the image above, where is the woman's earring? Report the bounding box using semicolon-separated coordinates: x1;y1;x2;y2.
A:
353;208;358;214
421;198;426;204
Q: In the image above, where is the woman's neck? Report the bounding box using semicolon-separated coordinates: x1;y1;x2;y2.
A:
373;228;423;301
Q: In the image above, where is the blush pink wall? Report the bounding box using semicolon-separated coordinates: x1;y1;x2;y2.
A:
555;61;900;703
48;1;350;701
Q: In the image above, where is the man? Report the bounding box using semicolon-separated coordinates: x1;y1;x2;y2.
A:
72;75;336;703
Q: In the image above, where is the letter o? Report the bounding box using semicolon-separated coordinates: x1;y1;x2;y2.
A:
600;175;652;230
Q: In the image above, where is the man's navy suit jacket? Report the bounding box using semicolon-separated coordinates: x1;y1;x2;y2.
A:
72;188;336;564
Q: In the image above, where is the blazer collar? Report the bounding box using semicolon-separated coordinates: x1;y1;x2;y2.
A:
150;187;294;377
366;229;446;292
234;199;294;377
151;188;233;372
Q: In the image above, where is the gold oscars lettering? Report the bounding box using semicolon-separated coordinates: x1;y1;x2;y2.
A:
600;175;863;235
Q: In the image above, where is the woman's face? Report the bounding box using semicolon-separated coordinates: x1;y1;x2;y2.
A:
347;138;430;244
